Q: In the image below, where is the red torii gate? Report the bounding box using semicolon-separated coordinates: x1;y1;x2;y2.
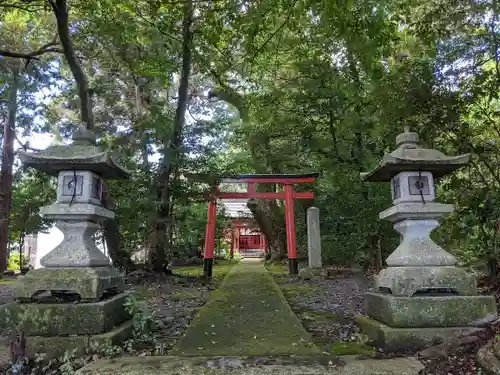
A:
203;173;317;277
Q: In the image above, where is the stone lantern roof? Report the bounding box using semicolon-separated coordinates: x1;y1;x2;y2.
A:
18;125;130;180
361;130;470;182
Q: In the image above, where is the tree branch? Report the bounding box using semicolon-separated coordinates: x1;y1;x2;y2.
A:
49;0;94;129
0;2;44;13
0;41;61;61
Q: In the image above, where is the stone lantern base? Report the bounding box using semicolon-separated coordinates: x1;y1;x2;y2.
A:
0;266;133;358
15;266;125;302
0;287;133;358
356;314;486;352
356;292;497;351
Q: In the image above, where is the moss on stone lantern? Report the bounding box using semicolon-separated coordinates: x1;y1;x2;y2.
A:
0;125;134;358
356;129;497;352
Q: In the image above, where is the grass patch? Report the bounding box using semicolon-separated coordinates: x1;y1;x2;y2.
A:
330;341;375;356
171;290;202;301
0;279;17;285
300;310;340;322
171;260;320;357
280;284;321;303
264;262;288;275
173;259;238;279
281;284;319;295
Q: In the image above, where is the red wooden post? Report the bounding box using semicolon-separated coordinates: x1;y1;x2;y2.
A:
284;184;298;274
203;199;217;277
248;182;255;194
235;226;240;255
259;233;265;254
229;227;235;259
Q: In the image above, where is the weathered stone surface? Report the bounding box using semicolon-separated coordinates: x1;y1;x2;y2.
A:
307;206;322;269
365;293;497;328
355;315;483;352
478;340;500;375
75;355;424;375
361;130;470;182
18;125;130;180
39;202;115;268
25;320;133;359
374;266;476;296
379;203;456;267
0;292;131;335
15;267;124;300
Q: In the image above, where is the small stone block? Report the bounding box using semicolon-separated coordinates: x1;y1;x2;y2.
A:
15;267;124;301
493;339;500;358
355;315;484;352
477;342;500;375
0;292;131;335
298;267;326;280
365;293;497;328
25;320;133;359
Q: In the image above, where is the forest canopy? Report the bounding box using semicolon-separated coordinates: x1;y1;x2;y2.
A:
0;0;499;277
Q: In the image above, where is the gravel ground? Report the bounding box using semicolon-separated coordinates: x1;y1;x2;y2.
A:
125;272;214;353
272;270;370;344
270;269;500;375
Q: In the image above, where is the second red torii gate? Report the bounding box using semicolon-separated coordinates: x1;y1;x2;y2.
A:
203;173;317;277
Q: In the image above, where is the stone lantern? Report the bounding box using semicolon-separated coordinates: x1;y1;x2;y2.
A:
357;130;497;351
0;126;133;357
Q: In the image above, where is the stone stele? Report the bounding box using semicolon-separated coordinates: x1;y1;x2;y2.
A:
1;125;133;358
357;129;497;352
307;206;322;269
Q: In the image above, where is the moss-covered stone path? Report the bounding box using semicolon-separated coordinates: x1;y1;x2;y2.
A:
171;259;321;356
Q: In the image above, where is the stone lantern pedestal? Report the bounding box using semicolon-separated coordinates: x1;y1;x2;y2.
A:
356;131;497;352
0;127;133;358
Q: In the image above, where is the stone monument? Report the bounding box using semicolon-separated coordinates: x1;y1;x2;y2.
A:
0;126;133;357
356;129;497;351
307;206;322;269
299;206;324;280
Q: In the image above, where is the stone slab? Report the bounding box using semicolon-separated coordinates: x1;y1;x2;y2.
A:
355;315;484;352
24;320;133;359
365;293;497;328
0;292;131;335
375;266;476;296
75;355;424;375
15;267;124;301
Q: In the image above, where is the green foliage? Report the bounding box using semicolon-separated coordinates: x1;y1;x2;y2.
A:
123;295;158;345
9;170;55;242
7;253;29;271
2;0;499;278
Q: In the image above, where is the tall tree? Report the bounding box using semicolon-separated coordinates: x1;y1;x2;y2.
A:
152;0;194;271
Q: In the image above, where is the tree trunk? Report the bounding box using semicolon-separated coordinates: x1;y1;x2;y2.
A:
101;183;135;271
50;0;94;129
151;0;193;272
0;67;19;273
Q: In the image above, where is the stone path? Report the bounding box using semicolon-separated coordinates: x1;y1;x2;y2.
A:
170;259;320;357
76;260;425;375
